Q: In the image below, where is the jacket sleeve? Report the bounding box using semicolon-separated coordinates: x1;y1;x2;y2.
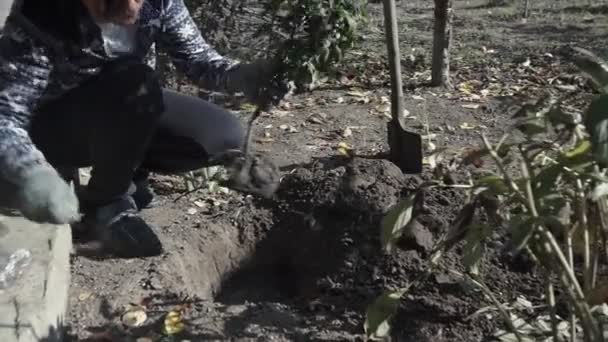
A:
0;26;53;185
158;0;239;91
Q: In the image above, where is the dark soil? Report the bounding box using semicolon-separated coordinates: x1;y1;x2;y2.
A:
65;0;608;341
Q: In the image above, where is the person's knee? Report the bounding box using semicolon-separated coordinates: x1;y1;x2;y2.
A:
189;110;244;160
228;117;245;148
221;114;245;152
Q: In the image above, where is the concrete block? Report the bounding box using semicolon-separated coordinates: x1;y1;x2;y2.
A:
0;0;13;28
0;214;72;342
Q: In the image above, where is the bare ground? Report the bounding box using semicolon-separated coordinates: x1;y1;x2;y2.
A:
65;0;608;341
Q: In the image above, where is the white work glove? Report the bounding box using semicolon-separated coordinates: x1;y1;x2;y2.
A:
15;164;80;224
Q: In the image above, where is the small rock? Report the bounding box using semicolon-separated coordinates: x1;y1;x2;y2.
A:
245;323;263;335
434;273;458;285
399;219;434;253
225;305;248;315
187;208;198;215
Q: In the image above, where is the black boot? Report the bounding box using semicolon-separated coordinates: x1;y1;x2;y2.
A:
73;194;163;258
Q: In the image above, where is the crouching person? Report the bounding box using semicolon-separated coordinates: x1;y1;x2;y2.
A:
0;0;286;258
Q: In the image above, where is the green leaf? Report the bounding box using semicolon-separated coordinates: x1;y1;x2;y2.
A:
477;174;509;195
506;215;536;255
443;203;476;251
364;289;406;340
533;164;562;197
564;140;592;158
514;118;546;137
381;193;417;253
584;94;608;164
538;194;569;218
558;139;592;168
462;223;491;275
539;215;568;235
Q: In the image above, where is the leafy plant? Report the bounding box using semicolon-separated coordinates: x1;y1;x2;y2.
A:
185;0;367;91
366;47;608;341
259;0;367;90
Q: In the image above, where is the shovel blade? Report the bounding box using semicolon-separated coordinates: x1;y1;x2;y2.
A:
387;120;423;174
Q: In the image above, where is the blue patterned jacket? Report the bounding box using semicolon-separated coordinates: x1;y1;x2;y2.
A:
0;0;239;186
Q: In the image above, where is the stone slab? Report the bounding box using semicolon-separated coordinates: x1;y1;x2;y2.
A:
0;215;72;342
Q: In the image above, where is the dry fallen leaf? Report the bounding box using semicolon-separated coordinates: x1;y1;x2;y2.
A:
78;292;92;301
121;308;147;328
459;122;476;130
136;338;154;342
345;90;369;98
337;142;353;156
271;110;290;118
342;127;353;138
163;310;185;335
239;103;257;112
461;104;480;109
376;104;391;113
307;113;328;124
412;95;425;101
458;82;474;95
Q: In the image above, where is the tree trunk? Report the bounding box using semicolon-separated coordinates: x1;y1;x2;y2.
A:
431;0;453;88
523;0;530;18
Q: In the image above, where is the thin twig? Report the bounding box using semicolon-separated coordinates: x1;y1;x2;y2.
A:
481;133;527;203
575;178;592;296
545;271;560;342
468;273;523;342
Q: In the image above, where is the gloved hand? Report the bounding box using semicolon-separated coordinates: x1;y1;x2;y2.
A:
15;164;81;224
226;59;291;108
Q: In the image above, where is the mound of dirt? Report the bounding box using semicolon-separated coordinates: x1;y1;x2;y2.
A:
209;156;544;341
